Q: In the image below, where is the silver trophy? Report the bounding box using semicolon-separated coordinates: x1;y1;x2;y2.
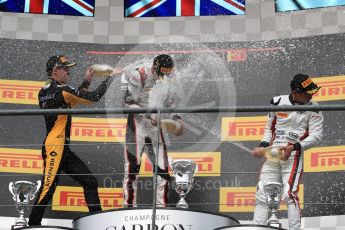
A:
170;159;198;208
264;182;283;228
9;180;41;228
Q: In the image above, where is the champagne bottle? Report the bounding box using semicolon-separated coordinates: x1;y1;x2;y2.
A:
161;119;181;135
92;64;114;77
264;146;284;162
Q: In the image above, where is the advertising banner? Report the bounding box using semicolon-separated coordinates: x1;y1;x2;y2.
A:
304;146;345;172
221;116;266;142
0;79;43;105
0;148;43;174
71;117;126;143
52;186;123;212
312;75;345;102
219;185;304;212
139;152;221;177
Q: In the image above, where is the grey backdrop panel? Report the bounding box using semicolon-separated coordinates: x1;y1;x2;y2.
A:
0;33;345;220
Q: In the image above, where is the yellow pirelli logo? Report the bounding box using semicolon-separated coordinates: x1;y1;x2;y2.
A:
71;117;126;143
304;146;345;172
52;186;123;212
221;116;266;142
0;148;43;174
0;79;43;105
139;152;221;177
313;75;345;101
219;185;304;212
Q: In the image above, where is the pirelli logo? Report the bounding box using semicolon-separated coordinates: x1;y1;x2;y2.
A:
219;187;255;212
71;117;126;143
305;146;345;172
139;152;221;177
52;186;123;212
313;75;345;101
219;185;304;212
0;148;43;174
221;116;266;142
226;50;247;62
0;79;43;105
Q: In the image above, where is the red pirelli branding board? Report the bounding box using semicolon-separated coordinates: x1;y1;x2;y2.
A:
71;117;126;143
140;152;221;177
312;75;345;101
304;146;345;172
1;76;344;105
219;185;304;212
52;186;123;212
221;116;266;142
0;148;221;176
0;148;43;174
0;79;43;104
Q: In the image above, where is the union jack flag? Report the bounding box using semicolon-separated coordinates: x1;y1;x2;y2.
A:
0;0;95;17
124;0;245;17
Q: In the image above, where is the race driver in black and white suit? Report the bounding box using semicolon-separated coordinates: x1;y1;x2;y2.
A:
251;73;323;230
123;54;183;207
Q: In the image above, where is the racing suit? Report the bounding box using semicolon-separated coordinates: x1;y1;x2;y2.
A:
29;77;112;226
123;66;179;207
253;94;323;230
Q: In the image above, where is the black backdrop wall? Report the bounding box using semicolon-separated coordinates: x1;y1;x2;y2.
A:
0;33;344;221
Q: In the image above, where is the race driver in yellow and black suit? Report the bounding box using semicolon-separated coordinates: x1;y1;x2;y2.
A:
29;55;122;226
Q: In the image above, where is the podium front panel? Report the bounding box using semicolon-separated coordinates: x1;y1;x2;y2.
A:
73;208;239;230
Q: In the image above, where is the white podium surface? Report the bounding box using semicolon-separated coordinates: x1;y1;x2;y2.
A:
73;208;239;230
2;214;345;229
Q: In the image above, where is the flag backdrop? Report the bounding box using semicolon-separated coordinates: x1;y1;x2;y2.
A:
276;0;345;12
124;0;246;17
0;0;95;17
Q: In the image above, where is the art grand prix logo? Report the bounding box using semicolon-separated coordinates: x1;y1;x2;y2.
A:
52;186;123;212
304;146;345;172
219;186;304;212
0;79;43;104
